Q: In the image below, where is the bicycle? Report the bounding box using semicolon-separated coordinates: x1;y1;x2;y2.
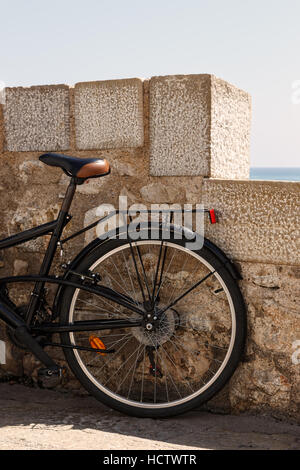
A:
0;153;246;418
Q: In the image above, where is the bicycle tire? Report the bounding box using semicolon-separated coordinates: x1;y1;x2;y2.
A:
59;235;246;418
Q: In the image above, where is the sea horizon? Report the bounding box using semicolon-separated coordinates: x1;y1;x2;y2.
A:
250;167;300;182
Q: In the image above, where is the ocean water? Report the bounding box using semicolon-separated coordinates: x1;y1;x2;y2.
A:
250;167;300;182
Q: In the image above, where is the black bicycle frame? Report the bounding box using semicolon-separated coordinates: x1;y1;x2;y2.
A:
0;175;216;368
0;178;144;335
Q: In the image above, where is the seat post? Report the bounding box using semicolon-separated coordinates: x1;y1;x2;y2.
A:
39;176;77;274
60;177;77;214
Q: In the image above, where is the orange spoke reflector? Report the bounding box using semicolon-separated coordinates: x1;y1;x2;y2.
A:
89;335;107;356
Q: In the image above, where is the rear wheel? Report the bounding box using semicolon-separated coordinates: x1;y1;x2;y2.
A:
60;236;246;418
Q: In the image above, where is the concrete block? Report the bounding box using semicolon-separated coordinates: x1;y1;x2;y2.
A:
149;74;251;178
150;74;211;176
202;179;300;264
211;77;251;179
75;78;144;149
3;85;70;152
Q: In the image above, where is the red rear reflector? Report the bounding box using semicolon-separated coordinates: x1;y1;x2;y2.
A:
209;209;217;224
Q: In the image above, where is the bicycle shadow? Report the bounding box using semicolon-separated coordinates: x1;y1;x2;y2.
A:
0;383;298;450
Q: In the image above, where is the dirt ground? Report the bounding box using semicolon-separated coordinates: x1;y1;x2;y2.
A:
0;383;299;450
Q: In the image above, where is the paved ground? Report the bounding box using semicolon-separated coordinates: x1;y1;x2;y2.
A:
0;383;299;450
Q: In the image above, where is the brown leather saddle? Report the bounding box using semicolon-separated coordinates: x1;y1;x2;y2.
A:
39;153;110;179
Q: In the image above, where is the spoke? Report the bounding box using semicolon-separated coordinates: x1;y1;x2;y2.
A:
146;332;183;401
126;343;144;399
78;285;144;316
165;255;189;306
162;332;206;387
148;243;155;292
157;345;183;400
153;244;169;302
121;249;140;306
114;342;143;395
135;244;152;302
153;249;176;303
77;298;128;315
76;297;133;320
129;242;147;303
164;359;169;403
166;256;206;307
157;244;168;287
100;265;139;307
172;332;223;384
86;334;132;368
109;256;131;293
103;341;143;387
165;330;223;366
107;255;142;309
158;271;216;315
81;290;124;316
87;333;133;368
102;284;141;309
154;340;158;403
174;324;230;351
172;315;231;350
76;277;145;317
101;332;132;349
140;345;146;403
159;341;195;394
151;240;164;304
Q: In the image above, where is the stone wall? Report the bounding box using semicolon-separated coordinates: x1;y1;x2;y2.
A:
0;74;299;422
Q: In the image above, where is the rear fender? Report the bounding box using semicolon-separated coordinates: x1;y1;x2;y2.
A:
52;222;241;318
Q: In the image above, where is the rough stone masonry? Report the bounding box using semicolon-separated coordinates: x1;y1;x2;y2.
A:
0;74;299;421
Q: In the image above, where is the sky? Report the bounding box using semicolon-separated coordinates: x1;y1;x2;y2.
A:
0;0;299;167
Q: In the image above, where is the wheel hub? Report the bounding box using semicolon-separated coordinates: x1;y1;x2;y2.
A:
132;308;177;346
